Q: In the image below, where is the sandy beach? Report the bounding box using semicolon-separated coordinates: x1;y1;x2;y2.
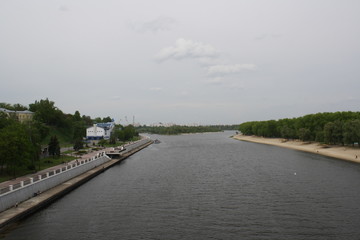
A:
233;135;360;164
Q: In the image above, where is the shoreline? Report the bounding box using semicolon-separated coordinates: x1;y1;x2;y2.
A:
0;140;153;230
233;135;360;164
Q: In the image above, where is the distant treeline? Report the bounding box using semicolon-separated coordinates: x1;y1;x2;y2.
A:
137;125;238;135
239;112;360;146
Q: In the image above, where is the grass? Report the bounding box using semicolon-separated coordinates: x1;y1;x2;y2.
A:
42;126;74;146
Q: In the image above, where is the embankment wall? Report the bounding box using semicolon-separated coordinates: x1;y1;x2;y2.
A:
0;154;110;212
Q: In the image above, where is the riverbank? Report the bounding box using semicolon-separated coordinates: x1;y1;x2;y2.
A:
0;139;153;230
233;135;360;164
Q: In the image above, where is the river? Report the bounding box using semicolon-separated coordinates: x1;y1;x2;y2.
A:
2;131;360;239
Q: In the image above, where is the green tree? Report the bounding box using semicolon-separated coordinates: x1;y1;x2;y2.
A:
102;116;112;123
324;122;335;144
29;98;69;128
94;117;102;123
343;120;360;147
0;102;28;111
48;136;61;158
73;138;84;151
82;115;93;126
98;139;107;147
0;123;32;177
109;135;117;144
280;125;294;139
298;128;311;141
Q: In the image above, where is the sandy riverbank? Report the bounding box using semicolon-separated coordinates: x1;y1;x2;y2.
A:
233;135;360;164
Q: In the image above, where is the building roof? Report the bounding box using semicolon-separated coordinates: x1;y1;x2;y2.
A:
0;108;33;114
96;122;115;130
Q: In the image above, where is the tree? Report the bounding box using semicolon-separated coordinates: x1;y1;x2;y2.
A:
82;115;93;126
298;128;311;141
109;135;117;144
0;122;32;177
48;136;60;158
73;138;84;151
98;139;107;147
29;98;69;128
102;116;112;123
343;120;360;147
0;102;27;111
280;125;294;139
324;122;336;144
123;125;137;141
0;111;15;129
26;122;43;171
73;110;81;121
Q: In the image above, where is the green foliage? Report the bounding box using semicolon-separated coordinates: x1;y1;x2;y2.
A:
239;111;360;146
114;125;138;141
109;135;117;144
343;120;360;146
48;136;61;158
0;122;33;177
0;102;28;111
29;98;69;128
0;99;115;181
98;139;107;147
73;138;84;151
93;116;113;123
136;125;236;135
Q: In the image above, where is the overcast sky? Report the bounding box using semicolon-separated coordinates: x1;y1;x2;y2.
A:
1;0;359;125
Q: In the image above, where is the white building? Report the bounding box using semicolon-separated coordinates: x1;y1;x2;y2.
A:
86;122;115;140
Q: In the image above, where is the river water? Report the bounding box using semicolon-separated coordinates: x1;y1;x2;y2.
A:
2;131;360;240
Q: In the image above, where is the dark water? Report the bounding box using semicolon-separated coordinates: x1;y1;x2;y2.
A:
2;132;360;240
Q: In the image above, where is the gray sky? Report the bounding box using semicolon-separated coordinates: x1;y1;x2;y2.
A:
1;0;359;125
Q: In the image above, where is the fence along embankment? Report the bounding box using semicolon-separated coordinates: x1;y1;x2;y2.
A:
0;137;152;228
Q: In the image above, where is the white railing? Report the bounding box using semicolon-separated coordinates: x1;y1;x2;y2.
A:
0;151;108;196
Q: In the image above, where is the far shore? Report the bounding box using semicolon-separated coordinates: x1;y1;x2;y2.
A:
233;135;360;164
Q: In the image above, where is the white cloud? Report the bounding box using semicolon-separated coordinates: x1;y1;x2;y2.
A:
58;5;69;12
149;87;163;91
155;38;218;62
206;77;225;85
207;64;256;76
110;96;122;100
254;33;282;41
140;16;176;33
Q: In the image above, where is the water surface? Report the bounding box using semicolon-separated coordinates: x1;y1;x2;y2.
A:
2;132;360;239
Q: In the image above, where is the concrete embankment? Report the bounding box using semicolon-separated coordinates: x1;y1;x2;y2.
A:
0;139;153;230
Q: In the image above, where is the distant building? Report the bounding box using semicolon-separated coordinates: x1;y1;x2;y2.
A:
86;122;115;140
0;107;34;123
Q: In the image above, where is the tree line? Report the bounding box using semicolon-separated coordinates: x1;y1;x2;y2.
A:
136;125;238;135
0;99;136;177
239;111;360;146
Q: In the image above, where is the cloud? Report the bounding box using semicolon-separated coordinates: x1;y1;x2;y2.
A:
149;87;163;91
129;16;176;33
207;64;256;76
140;16;176;33
254;33;282;41
58;5;69;12
155;38;218;62
206;77;225;85
109;96;122;100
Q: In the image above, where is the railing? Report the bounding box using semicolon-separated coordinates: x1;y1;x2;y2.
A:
0;151;108;197
0;138;152;198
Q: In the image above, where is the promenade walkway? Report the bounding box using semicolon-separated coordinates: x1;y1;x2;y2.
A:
0;138;153;229
0;145;123;195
